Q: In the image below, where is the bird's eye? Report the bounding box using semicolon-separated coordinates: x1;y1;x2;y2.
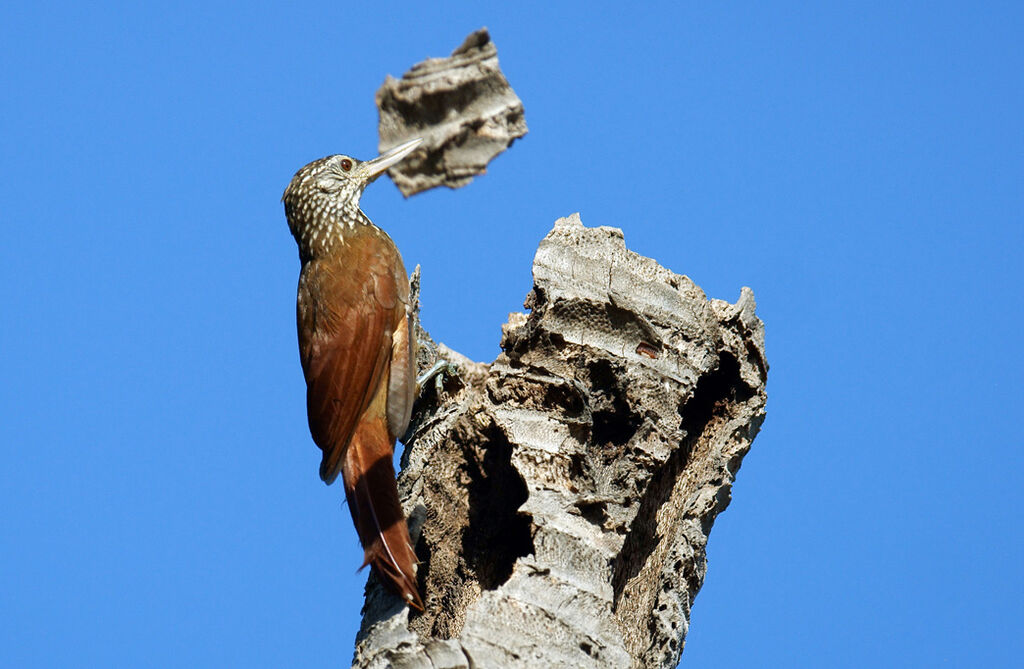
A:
340;158;353;172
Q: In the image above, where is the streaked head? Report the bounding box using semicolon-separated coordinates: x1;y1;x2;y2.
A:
283;138;422;256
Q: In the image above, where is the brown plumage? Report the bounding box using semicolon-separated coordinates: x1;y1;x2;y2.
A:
283;139;424;610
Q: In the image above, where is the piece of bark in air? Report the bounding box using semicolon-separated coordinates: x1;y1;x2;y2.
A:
351;214;768;669
376;28;528;197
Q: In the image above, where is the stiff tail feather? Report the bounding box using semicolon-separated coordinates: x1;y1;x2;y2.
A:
342;415;424;611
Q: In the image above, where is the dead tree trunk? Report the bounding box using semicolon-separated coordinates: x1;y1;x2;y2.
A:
351;214;768;668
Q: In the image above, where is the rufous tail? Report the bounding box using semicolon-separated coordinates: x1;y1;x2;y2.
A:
342;414;423;611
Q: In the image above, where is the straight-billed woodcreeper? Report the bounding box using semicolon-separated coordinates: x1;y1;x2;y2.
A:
283;138;424;610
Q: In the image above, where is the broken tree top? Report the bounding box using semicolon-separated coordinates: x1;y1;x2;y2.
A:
376;28;528;197
353;215;768;669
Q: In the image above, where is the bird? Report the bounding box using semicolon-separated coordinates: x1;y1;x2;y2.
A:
282;138;425;610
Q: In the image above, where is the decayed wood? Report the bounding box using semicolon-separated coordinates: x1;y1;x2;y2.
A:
376;28;528;197
350;214;768;668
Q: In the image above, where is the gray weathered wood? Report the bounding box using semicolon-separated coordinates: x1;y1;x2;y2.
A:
376;28;527;197
350;214;768;668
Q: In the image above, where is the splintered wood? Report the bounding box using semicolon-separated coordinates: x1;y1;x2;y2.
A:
352;215;768;669
376;28;527;197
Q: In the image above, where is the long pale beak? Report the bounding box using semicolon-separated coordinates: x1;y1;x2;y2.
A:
361;138;423;181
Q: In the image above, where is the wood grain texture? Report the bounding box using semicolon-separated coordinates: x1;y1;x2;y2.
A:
351;215;768;668
376;28;527;197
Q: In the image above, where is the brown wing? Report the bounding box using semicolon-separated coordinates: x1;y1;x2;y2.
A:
296;228;404;484
385;310;416;441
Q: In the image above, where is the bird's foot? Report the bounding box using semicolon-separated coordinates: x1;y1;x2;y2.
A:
403;359;463;444
416;360;460;396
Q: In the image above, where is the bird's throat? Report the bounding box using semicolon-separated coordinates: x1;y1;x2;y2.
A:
290;200;372;262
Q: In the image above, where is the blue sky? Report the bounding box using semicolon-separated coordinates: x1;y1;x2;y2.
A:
2;2;1021;666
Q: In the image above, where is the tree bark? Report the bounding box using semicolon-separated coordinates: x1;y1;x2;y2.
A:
351;214;768;668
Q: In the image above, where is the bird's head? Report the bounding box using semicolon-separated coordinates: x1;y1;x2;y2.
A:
283;138;422;256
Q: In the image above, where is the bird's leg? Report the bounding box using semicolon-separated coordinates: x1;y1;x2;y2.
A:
416;360;459;396
401;358;462;444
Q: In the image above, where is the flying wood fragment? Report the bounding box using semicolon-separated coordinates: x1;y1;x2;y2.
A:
376;28;528;196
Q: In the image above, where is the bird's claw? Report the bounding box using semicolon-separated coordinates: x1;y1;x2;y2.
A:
416;360;460;396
